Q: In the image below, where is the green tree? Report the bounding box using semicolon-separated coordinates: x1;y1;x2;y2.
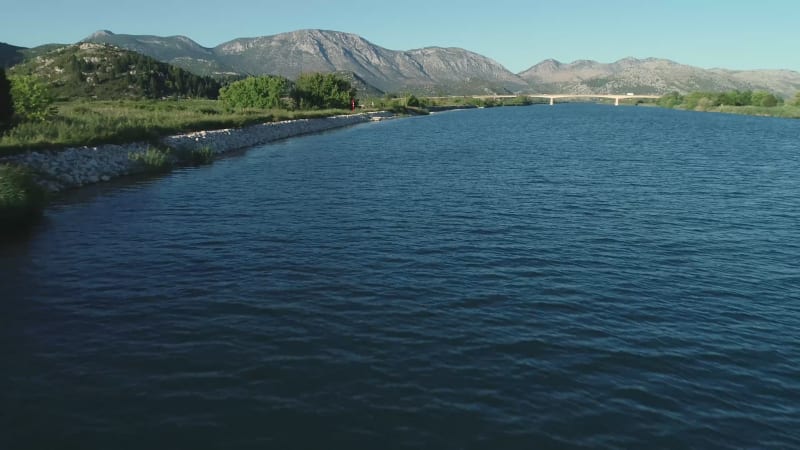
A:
751;90;780;107
657;91;683;108
10;75;55;122
219;75;290;109
291;73;355;110
405;94;420;107
793;92;800;107
0;68;13;128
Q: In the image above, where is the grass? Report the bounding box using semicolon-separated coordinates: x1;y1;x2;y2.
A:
0;164;47;232
129;147;174;173
0;99;355;157
186;146;215;165
660;103;800;119
710;104;800;119
129;145;217;173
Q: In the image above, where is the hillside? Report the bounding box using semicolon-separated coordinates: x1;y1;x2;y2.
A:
1;42;26;68
8;43;221;100
519;57;800;97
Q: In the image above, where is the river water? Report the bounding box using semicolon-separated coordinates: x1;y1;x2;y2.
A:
2;104;799;449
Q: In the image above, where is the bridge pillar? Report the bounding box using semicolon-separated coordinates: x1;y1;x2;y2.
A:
614;97;619;106
549;97;554;106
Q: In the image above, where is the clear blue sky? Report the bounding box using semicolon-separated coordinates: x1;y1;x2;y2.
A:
2;0;798;73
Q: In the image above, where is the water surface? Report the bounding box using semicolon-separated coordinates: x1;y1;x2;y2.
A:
2;104;799;449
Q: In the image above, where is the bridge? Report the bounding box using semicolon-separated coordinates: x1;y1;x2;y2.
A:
471;94;662;106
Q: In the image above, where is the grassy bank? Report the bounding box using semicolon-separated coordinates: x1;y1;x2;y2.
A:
0;99;353;157
0;164;47;232
700;104;800;119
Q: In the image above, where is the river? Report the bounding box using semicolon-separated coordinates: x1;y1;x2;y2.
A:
2;104;799;449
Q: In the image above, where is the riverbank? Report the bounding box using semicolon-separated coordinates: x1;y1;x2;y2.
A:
1;111;393;193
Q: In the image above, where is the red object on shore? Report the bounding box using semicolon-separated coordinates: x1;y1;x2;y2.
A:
351;98;355;111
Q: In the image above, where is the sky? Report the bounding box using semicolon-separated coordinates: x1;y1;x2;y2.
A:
2;0;799;73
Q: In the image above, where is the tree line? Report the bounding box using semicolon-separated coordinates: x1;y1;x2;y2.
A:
657;90;793;110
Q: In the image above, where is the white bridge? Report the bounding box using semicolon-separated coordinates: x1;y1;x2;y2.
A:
473;94;662;106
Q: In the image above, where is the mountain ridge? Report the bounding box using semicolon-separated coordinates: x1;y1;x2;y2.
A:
519;57;800;96
5;29;800;97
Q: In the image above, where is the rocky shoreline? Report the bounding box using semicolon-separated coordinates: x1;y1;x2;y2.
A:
1;111;394;192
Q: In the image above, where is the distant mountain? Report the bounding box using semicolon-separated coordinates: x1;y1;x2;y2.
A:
84;29;530;95
518;57;800;97
8;43;220;100
84;30;236;76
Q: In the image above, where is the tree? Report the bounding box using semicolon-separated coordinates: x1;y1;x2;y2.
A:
751;90;780;107
793;92;800;107
9;75;55;122
0;68;13;128
291;73;356;110
219;75;290;109
657;91;683;108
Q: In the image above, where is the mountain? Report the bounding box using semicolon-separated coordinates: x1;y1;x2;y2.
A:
8;43;221;99
84;29;529;95
519;57;800;97
17;29;800;98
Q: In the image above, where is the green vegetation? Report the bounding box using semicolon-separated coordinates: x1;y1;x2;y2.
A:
129;146;173;172
186;146;215;165
657;90;800;118
129;145;216;173
658;90;783;110
292;73;356;109
0;68;12;129
360;94;545;114
220;76;290;109
8;43;221;100
9;75;56;121
0;99;352;156
0;164;47;232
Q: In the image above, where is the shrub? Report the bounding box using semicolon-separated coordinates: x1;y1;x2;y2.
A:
10;75;56;122
219;76;290;109
0;164;47;231
406;95;421;107
291;73;355;110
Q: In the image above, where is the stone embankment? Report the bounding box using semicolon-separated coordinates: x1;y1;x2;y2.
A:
1;112;393;192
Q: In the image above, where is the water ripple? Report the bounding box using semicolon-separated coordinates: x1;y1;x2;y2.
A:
2;105;800;449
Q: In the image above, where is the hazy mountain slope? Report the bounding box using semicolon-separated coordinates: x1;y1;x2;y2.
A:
83;30;235;76
519;57;800;97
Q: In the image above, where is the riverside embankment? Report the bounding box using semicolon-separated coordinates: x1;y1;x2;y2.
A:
0;111;393;192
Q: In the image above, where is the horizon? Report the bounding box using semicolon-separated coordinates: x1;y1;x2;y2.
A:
2;0;799;73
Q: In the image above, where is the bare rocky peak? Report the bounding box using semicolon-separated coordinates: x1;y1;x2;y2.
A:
88;30;115;39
